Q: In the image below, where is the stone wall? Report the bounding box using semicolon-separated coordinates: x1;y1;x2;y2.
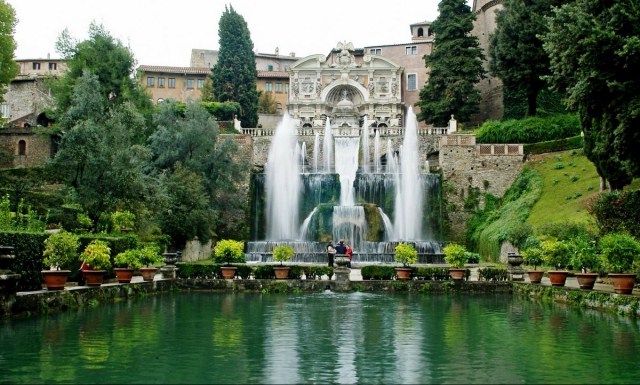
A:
0;128;52;168
439;134;524;240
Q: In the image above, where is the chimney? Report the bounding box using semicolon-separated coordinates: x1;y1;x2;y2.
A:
275;47;279;56
290;52;295;57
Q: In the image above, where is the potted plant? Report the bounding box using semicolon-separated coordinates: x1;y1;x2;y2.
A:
568;234;600;290
272;245;294;279
138;244;163;281
113;249;143;283
41;231;80;290
394;243;417;280
521;246;545;284
540;238;570;287
443;242;468;280
599;232;640;294
213;239;245;279
80;240;112;286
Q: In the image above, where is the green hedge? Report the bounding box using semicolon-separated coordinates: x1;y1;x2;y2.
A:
361;265;397;280
589;190;640;238
523;136;584;155
478;267;509;281
413;267;451;281
175;264;335;280
476;114;581;144
0;231;48;290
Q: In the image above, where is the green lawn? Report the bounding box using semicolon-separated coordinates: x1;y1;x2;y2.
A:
525;149;600;231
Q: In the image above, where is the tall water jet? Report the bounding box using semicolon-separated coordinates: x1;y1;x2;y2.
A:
300;142;306;173
313;132;320;173
323;118;333;173
374;130;381;173
265;114;301;240
362;116;370;173
334;137;360;206
394;107;424;240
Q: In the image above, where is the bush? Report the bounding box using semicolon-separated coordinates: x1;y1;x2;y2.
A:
212;239;245;265
114;249;143;270
42;231;79;270
567;234;600;272
361;265;396;280
272;245;294;265
253;265;275;279
394;243;417;267
540;239;570;269
0;231;49;290
287;265;304;279
176;264;219;279
476;114;581;144
589;190;640;238
138;243;163;267
521;247;544;270
478;267;508;281
599;232;640;274
413;267;451;280
81;240;112;271
443;243;467;268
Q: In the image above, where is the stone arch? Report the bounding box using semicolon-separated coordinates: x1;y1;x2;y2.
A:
321;79;369;103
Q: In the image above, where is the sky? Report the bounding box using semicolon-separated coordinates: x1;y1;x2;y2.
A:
7;0;473;67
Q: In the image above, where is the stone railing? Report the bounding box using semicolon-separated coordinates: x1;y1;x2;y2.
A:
441;135;524;156
241;126;449;137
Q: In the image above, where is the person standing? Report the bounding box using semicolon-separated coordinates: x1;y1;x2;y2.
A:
335;240;347;256
345;243;353;268
327;242;336;267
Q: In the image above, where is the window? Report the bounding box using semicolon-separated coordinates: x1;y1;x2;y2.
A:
265;82;273;92
147;77;155;87
186;79;195;89
267;64;274;71
369;48;381;55
275;83;283;93
407;74;417;91
49;62;57;70
168;78;176;88
405;46;417;55
18;140;27;156
158;77;165;88
1;104;9;118
197;79;204;89
417;28;424;37
32;62;41;70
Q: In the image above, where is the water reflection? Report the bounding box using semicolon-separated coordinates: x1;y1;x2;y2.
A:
2;292;640;384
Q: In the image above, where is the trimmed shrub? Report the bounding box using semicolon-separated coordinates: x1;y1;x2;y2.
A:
0;231;48;290
361;265;396;280
478;267;508;281
476;114;581;144
589;190;640;238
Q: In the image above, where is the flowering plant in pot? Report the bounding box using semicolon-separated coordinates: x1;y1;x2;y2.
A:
540;238;570;287
567;234;600;290
443;243;468;280
42;231;80;290
272;245;294;279
599;232;640;294
213;239;245;279
394;243;417;280
80;240;112;286
113;249;143;283
138;244;163;281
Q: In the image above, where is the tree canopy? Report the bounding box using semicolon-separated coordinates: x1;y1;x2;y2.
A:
0;0;18;104
541;0;640;189
210;5;259;128
489;0;567;118
416;0;485;126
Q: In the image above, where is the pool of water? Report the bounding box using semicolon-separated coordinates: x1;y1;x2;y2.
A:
1;292;640;384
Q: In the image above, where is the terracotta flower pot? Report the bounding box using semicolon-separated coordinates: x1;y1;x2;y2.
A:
547;271;569;287
114;268;134;284
82;270;106;287
449;268;466;281
575;272;599;290
42;270;71;291
395;267;412;281
220;266;237;280
608;273;637;294
139;267;158;282
527;270;544;284
273;266;290;279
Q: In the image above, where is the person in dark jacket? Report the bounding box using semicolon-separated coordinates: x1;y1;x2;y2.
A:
327;242;336;267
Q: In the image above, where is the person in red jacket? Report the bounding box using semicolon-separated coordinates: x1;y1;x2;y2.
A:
345;243;353;268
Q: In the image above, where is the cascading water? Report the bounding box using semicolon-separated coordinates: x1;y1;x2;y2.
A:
265;114;301;240
313;132;319;173
362;116;370;174
374;130;381;173
334;137;360;206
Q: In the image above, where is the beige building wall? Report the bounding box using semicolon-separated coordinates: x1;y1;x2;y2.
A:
138;66;210;103
257;70;288;114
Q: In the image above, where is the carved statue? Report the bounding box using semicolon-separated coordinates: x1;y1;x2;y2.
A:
292;80;299;96
368;81;375;94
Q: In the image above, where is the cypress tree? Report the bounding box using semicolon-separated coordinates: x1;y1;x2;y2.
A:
211;5;259;128
416;0;485;126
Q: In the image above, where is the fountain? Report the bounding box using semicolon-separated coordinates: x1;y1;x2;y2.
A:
248;108;442;264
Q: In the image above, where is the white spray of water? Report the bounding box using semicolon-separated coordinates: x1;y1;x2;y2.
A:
323;118;332;173
362;116;370;173
334;137;361;206
265;114;301;240
300;142;306;173
313;132;319;173
393;107;424;240
374;129;381;173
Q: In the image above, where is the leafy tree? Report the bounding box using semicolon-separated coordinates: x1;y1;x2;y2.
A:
52;22;152;122
542;0;640;190
489;0;567;118
258;91;277;114
416;0;486;126
0;0;19;104
210;5;259;128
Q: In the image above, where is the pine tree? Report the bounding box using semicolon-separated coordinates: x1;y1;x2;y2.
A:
416;0;485;126
211;5;259;128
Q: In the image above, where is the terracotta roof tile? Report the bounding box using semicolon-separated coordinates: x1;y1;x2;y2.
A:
138;65;211;75
257;70;289;78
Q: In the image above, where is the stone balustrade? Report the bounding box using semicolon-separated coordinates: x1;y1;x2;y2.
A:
241;126;449;137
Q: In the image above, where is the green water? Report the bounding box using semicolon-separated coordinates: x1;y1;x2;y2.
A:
1;292;640;384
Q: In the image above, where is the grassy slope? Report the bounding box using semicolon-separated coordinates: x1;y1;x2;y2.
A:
525;149;601;231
